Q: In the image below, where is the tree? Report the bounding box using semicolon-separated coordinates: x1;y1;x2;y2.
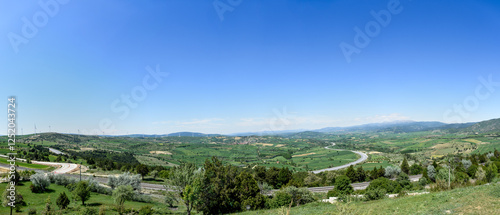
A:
467;164;478;178
345;165;356;182
165;163;202;215
461;159;472;170
333;175;353;195
113;185;134;213
276;167;292;188
136;164;149;180
73;181;91;205
2;184;26;214
427;165;436;182
196;157;241;214
384;166;401;178
485;164;498;183
108;172;142;191
410;163;423;175
475;166;486;182
401;158;410;175
30;173;50;193
56;192;70;210
356;166;366;182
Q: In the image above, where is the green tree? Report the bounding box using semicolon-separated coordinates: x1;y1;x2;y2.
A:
276;167;292;188
333;175;353;195
356;166;366;182
113;185;134;213
135;164;149;180
401;158;410;175
73;181;91;205
165;163;203;215
2;184;26;214
56;192;70;210
196;157;241;214
345;165;356;182
410;163;423;175
485;164;498;183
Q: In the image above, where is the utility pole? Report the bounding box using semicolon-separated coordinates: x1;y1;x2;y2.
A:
80;161;82;181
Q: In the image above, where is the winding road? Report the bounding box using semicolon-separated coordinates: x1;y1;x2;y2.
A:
311;144;369;174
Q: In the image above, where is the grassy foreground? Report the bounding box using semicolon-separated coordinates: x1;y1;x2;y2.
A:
0;182;178;214
237;183;500;215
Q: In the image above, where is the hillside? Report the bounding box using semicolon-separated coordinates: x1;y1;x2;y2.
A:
464;118;500;134
237;183;500;215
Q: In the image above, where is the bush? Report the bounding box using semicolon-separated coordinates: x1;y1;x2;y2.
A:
384;166;401;178
367;177;401;194
334;175;354;195
107;172;142;191
418;177;428;186
267;186;313;208
30;173;50;193
139;205;154;215
56;192;70;209
80;207;98;215
364;188;386;201
454;172;469;183
28;208;37;215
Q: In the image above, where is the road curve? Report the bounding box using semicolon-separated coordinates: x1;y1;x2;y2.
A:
312;147;369;174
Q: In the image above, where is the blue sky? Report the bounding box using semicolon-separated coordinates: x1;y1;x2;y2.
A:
1;0;500;135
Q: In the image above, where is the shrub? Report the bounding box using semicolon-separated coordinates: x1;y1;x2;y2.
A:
28;208;37;215
56;192;70;209
461;159;472;170
396;172;411;190
454;172;469;183
384;166;401;178
139;205;154;215
80;207;98;215
418;177;428;186
267;191;291;208
30;173;50;193
367;177;401;194
364;188;386;201
107;172;142;191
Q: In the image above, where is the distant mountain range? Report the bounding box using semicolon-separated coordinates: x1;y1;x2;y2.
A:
7;118;499;138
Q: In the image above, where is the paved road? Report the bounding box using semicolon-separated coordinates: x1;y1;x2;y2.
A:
48;148;65;155
312;146;369;174
32;161;79;174
272;174;423;193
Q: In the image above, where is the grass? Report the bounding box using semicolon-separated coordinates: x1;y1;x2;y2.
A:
236;183;500;215
0;157;55;171
0;181;182;214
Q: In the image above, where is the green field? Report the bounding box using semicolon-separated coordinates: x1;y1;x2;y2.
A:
0;157;55;171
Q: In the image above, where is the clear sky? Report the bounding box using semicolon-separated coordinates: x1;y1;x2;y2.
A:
1;0;500;135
